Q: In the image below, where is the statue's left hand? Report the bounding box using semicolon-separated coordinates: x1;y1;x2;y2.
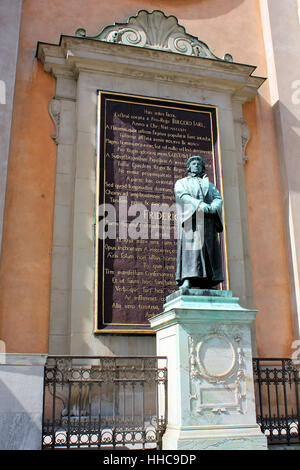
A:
198;202;210;213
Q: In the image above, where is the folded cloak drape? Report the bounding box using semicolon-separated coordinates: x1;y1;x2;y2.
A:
174;175;224;286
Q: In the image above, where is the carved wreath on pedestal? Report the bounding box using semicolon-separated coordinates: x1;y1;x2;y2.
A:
189;328;246;415
75;10;233;62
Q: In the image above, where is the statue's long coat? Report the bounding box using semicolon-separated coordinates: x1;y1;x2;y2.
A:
174;175;223;286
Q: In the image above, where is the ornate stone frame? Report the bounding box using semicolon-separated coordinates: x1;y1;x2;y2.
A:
189;330;246;415
36;10;265;355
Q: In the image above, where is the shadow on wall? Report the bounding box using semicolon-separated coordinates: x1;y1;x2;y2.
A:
272;99;300;341
243;92;298;357
272;99;300;198
141;0;245;19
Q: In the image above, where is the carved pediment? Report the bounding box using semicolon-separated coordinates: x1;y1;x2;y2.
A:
75;9;233;62
37;9;265;103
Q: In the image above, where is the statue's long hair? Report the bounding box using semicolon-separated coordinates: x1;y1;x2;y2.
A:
186;156;205;176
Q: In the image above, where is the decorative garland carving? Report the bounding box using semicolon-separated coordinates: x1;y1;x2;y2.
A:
75;10;233;62
241;120;250;164
49;97;61;144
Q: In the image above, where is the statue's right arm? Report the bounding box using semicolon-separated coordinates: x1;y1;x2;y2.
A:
174;179;201;223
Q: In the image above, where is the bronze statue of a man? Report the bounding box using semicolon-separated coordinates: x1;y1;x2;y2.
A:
175;155;224;289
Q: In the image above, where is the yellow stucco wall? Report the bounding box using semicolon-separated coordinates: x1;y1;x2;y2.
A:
0;0;294;355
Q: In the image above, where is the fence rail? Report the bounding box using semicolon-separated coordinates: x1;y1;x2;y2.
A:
253;358;300;445
42;356;167;450
43;355;300;449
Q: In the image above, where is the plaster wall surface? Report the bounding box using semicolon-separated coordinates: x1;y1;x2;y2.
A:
0;0;294;357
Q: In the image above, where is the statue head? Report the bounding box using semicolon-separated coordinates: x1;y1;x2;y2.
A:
186;155;205;176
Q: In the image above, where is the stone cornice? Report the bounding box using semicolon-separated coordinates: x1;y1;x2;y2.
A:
37;35;265;102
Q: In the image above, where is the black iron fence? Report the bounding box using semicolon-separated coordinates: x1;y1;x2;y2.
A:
42;355;300;449
253;358;300;445
42;356;167;449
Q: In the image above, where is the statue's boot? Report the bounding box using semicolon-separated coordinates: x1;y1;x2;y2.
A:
181;279;190;289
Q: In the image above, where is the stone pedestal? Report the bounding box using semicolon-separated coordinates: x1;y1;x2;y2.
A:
0;354;47;450
149;289;268;450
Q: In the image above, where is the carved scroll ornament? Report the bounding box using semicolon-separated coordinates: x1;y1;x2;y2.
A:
75;10;233;62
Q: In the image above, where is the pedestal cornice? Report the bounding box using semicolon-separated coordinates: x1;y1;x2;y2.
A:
150;290;258;331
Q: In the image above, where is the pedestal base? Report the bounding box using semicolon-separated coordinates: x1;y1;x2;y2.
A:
149;289;268;451
162;424;267;450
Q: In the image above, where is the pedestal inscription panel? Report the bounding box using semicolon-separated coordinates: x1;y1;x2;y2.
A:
95;91;228;332
189;330;246;415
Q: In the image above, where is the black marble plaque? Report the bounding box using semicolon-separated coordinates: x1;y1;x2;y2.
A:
95;91;227;333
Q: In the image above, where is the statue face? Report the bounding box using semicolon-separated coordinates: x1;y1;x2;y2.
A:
188;159;204;175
